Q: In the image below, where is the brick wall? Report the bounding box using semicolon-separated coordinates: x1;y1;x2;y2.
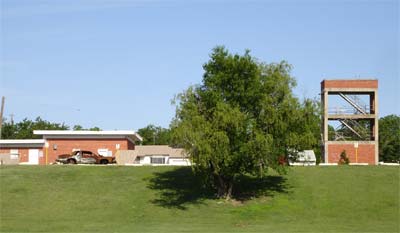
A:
45;138;132;164
0;148;45;164
128;140;135;150
327;143;376;164
321;80;378;89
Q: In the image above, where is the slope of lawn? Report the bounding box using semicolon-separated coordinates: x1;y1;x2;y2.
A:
0;165;398;232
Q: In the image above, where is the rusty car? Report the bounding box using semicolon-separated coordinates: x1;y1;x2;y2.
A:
56;150;115;165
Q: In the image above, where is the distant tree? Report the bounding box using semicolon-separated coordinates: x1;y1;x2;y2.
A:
328;125;336;141
73;125;84;130
297;98;322;163
1;118;16;139
137;124;171;145
14;118;39;139
1;117;100;139
171;46;319;199
335;119;371;141
1;117;69;139
73;125;101;131
379;115;400;162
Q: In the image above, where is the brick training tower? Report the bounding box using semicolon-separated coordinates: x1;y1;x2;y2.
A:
321;79;378;164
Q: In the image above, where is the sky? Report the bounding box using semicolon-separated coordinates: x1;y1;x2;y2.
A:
0;0;399;131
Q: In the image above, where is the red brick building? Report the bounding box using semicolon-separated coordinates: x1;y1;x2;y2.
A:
0;130;142;165
0;139;45;164
321;79;378;164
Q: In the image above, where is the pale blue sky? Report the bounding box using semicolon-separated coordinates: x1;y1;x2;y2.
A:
0;0;399;130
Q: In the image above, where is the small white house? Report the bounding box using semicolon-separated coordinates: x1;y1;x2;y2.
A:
116;145;191;166
289;150;317;166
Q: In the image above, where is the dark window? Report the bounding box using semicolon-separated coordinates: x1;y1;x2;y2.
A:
150;157;165;164
83;152;94;158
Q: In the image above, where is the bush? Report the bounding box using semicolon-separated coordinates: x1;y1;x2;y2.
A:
338;150;350;165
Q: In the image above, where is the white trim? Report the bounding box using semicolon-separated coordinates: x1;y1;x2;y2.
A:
319;163;338;166
132;134;143;142
34;130;142;142
0;139;45;148
34;130;136;135
126;136;137;145
42;135;129;139
349;163;369;166
0;139;45;144
378;162;400;166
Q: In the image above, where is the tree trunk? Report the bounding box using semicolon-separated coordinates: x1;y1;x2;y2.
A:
225;181;233;200
215;175;234;200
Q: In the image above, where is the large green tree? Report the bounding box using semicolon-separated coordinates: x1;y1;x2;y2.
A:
1;117;69;139
379;114;400;162
137;124;171;145
171;47;319;199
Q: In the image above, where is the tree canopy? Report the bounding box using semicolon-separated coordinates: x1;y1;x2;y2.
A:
1;117;101;139
171;46;320;199
73;125;101;131
379;114;400;162
137;124;172;145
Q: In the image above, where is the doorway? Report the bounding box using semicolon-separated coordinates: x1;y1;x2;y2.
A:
28;149;39;164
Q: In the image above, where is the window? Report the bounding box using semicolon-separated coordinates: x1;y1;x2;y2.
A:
10;149;19;160
150;157;165;164
83;151;94;158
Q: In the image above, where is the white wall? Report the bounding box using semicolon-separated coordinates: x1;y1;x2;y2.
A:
168;158;191;166
140;156;151;165
138;156;190;166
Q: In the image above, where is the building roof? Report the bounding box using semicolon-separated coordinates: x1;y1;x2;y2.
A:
0;139;46;148
135;145;187;158
33;130;142;142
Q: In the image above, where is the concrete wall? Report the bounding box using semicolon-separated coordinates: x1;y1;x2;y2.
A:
0;153;19;165
115;150;138;165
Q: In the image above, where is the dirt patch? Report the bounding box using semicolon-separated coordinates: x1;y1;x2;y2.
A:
230;199;244;206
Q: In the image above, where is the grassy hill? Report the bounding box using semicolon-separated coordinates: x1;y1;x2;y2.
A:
0;165;398;232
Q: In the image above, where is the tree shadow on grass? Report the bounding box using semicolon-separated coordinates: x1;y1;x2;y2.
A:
147;167;289;210
147;167;214;210
232;174;289;202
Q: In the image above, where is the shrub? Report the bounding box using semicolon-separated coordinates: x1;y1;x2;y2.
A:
338;150;350;165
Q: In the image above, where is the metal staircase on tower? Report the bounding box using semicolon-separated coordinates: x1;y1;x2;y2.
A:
338;93;368;115
334;93;370;141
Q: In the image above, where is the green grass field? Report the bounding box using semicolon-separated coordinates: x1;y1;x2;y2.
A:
0;165;399;232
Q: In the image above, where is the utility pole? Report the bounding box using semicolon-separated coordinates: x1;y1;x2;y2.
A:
0;96;5;140
10;113;14;125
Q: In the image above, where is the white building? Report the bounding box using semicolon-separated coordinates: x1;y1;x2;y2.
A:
289;150;317;166
116;145;191;166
